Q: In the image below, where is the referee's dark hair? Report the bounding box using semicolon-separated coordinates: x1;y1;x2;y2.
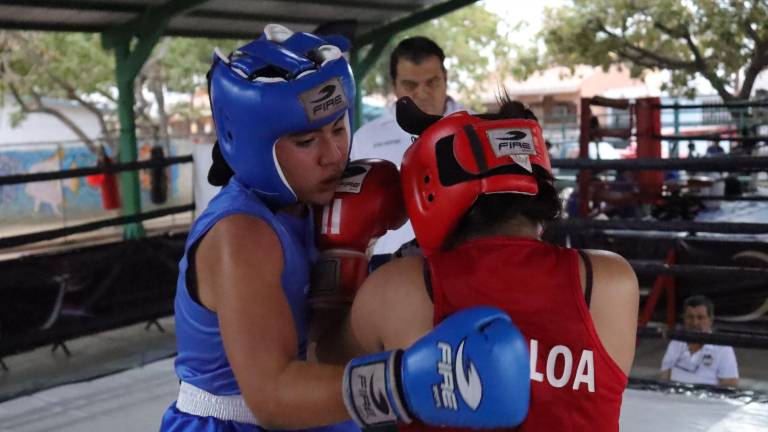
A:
684;295;715;318
389;36;446;82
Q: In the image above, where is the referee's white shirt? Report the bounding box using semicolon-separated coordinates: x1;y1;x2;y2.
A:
661;339;739;385
351;97;467;255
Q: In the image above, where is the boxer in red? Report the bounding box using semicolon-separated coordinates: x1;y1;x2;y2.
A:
318;95;639;432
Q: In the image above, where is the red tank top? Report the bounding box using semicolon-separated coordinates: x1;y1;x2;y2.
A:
401;237;627;432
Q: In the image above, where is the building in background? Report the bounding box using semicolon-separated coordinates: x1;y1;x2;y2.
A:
483;65;657;145
0;94;195;230
0;95;103;146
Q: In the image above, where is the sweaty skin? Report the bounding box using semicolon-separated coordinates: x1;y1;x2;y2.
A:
194;119;352;429
348;248;638;376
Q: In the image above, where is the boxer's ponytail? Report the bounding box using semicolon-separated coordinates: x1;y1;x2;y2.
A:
208;140;234;186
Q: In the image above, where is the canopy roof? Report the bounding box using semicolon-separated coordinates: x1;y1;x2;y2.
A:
0;0;452;40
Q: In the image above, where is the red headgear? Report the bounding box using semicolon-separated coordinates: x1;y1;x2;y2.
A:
398;97;552;256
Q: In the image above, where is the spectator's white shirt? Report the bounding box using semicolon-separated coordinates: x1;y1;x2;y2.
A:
351;97;467;255
661;339;739;385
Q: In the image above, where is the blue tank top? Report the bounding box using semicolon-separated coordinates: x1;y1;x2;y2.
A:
163;178;358;432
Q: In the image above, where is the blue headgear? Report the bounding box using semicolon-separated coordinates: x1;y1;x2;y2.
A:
209;24;355;207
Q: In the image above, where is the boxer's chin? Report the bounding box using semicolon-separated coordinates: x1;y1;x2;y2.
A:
305;188;337;207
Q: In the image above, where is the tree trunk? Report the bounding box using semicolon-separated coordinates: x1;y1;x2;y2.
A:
150;78;170;154
8;85;100;155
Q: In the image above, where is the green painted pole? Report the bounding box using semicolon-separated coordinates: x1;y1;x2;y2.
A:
101;0;208;239
350;0;479;130
354;0;478;47
351;49;363;132
351;38;389;131
113;41;145;239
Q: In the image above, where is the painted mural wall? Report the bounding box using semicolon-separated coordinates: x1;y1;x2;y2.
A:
0;139;194;237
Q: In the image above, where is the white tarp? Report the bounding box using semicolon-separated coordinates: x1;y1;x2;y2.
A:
1;357;767;432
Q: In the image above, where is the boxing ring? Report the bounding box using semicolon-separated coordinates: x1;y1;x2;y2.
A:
1;0;767;426
1;95;768;430
621;387;768;431
552;95;768;329
0;356;767;431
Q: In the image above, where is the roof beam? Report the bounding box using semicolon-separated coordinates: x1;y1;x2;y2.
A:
0;20;110;33
0;1;440;40
354;0;478;47
0;0;145;13
163;27;264;40
101;0;206;53
184;9;378;27
268;0;420;12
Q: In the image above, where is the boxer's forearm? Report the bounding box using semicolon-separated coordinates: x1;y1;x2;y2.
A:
313;311;365;364
242;361;348;429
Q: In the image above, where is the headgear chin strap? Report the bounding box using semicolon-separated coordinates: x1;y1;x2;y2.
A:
398;97;552;256
208;24;355;207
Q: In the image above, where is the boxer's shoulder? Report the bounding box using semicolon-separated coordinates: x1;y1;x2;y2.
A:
203;214;279;255
363;255;426;298
582;249;636;289
351;255;433;350
196;215;284;307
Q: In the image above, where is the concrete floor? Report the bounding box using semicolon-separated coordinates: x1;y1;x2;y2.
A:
0;317;176;402
2;316;767;403
3;359;768;432
1;319;768;432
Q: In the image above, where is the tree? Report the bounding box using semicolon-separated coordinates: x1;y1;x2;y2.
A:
0;31;227;157
134;36;225;153
0;32;117;154
359;3;528;111
535;0;768;104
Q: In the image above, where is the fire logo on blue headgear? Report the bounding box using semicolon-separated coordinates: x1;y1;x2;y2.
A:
300;78;349;123
208;24;355;207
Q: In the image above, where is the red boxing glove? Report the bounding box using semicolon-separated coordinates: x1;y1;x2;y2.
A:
311;159;407;309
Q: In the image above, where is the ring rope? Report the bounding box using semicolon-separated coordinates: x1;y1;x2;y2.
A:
628;260;768;280
0;203;194;250
0;155;193;186
552;218;768;235
552;156;768;172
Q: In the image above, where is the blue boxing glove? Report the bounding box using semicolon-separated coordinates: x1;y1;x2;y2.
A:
343;306;530;429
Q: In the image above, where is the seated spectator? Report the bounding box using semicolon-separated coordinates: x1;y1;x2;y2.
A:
590;171;640;219
706;140;725;156
687;141;698;158
660;295;739;386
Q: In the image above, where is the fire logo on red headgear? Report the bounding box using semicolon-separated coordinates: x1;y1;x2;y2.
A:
398;97;551;255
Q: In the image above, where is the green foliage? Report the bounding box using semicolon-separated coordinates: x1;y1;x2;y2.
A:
159;36;243;93
359;3;526;111
534;0;768;101
0;31;231;152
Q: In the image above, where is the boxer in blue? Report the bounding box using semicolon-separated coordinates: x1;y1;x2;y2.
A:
160;24;530;432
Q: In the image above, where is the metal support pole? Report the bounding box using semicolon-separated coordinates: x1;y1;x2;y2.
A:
114;41;145;239
354;0;478;47
351;0;479;131
352;51;363;132
101;0;207;239
578;98;593;216
672;101;680;158
351;37;390;131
